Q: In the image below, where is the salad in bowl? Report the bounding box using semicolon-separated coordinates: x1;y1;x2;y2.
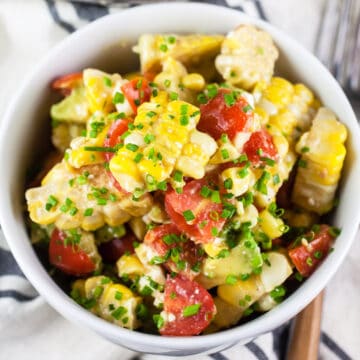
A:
25;24;347;337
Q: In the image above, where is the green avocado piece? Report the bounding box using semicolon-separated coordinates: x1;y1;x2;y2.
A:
51;86;89;123
199;234;263;289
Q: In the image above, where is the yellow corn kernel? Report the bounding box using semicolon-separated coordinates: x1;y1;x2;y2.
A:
254;106;270;125
212;297;243;329
217;275;265;308
83;69;121;114
135;34;224;74
67;125;110;168
72;279;86;298
182;73;205;91
109;149;145;193
258;209;284;239
203;242;228;258
101;283;136;303
294;83;314;105
117;254;146;279
210;141;240;164
259;252;292;292
128;217;147;240
263;77;294;108
269;109;297;141
221;167;254;197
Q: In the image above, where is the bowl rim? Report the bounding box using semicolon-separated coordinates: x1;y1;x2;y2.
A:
1;1;360;350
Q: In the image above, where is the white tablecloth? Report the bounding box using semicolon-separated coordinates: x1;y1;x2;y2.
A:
0;1;358;359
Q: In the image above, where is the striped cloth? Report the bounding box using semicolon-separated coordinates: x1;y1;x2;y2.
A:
0;1;358;359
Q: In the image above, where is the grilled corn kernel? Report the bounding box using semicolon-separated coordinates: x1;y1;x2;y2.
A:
117;254;146;279
182;73;206;91
258;209;284;239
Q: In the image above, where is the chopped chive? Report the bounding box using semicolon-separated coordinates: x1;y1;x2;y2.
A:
126;143;139;152
164;79;171;88
97;198;107;206
260;157;276;166
111;306;127;320
153;314;164;329
206;84;218;98
301;146;310;153
298;159;307;168
144;134;155;144
115;291;123;300
183;303;201;317
159;44;168;52
169;92;179;101
157;181;167;191
180;115;189;126
197;93;208;104
146;111;157;118
314;251;323;259
134;153;143;163
168;36;176;44
224;93;236;107
210;190;221;204
113;92;124;104
242;105;252;113
173;170;183;182
255;171;271;195
45;195;59;211
224;178;233;190
211;227;218;236
103;76;112;87
200;185;211;198
93;285;104;299
84;146;117;152
69;207;78;216
183;210;195;222
84;208;93;216
221;133;228;143
221;149;230;160
273;174;280;185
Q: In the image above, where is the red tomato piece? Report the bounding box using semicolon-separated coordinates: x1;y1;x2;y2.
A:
165;179;226;243
121;77;151;114
49;229;95;276
52;72;83;96
198;89;253;140
103;118;130;162
243;130;278;165
98;232;136;263
103;118;131;193
160;274;216;336
144;224;203;279
288;225;335;277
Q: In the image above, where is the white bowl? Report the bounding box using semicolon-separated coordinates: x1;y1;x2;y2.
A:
1;2;360;356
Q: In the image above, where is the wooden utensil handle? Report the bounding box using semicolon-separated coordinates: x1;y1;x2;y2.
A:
286;291;324;360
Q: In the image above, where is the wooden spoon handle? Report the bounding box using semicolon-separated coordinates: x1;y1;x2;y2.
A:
286;291;324;360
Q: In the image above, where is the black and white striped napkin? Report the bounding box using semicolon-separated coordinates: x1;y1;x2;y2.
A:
0;1;357;359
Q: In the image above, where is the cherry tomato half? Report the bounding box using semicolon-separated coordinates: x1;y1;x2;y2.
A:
165;179;226;243
52;72;83;96
288;225;334;277
49;228;95;276
243;130;278;165
198;89;253;140
121;77;151;114
160;274;216;336
144;224;203;279
103;118;130;162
